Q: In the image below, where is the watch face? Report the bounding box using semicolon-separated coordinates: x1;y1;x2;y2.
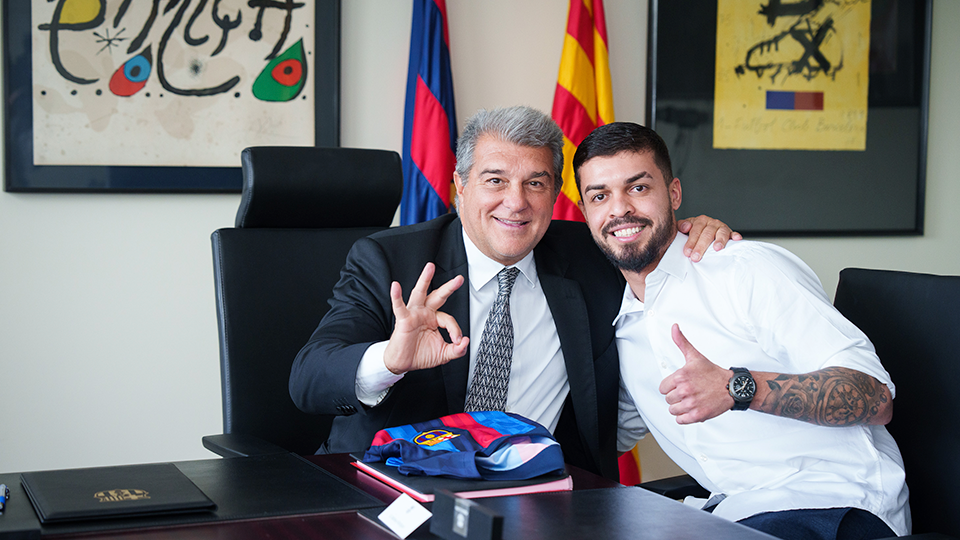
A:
732;375;756;399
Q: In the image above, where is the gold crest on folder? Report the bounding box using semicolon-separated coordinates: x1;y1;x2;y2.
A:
94;489;151;503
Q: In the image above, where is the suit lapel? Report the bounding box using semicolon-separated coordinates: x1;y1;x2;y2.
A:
432;218;471;413
535;243;601;464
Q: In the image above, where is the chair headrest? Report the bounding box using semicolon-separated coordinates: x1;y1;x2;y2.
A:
236;146;403;228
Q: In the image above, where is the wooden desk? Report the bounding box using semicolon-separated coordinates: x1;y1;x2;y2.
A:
2;454;775;540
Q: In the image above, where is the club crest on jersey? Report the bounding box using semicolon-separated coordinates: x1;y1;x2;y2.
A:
414;429;460;446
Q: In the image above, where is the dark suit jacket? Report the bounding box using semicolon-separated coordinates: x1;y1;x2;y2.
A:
289;214;624;480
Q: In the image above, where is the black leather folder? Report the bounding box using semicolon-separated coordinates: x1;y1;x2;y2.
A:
20;462;215;523
1;453;385;538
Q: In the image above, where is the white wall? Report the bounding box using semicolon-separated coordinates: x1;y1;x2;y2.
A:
2;0;958;476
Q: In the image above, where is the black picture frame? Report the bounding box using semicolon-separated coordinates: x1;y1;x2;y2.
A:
647;0;931;236
2;0;340;193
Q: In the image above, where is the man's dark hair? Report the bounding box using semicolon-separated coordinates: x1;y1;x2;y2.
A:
572;122;674;192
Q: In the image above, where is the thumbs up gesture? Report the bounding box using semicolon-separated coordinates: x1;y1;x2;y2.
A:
658;324;736;424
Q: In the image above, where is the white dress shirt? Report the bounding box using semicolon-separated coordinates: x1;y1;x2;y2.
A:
616;234;910;535
356;228;569;432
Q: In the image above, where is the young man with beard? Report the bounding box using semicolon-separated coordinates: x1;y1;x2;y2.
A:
574;122;909;539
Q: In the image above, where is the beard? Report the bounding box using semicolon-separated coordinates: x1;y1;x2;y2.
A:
595;212;675;274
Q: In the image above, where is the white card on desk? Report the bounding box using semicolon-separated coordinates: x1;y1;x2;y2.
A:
378;493;432;539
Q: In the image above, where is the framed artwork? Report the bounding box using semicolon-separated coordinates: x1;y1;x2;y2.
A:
648;0;931;235
3;0;340;192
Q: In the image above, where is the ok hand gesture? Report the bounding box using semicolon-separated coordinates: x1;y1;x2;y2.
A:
383;262;470;375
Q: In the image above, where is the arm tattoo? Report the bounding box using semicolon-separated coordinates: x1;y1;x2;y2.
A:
758;367;889;426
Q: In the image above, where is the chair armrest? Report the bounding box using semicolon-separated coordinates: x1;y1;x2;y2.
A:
202;433;289;458
637;474;710;500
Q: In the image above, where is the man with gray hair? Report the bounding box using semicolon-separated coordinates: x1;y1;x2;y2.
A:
289;106;736;480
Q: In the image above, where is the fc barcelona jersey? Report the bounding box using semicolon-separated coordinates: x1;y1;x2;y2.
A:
362;411;565;481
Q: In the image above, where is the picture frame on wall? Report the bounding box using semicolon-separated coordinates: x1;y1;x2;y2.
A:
2;0;340;193
647;0;931;235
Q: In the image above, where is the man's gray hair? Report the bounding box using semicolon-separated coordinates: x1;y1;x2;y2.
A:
455;106;565;193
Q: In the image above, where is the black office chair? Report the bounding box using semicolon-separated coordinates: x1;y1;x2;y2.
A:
203;146;402;458
834;268;960;539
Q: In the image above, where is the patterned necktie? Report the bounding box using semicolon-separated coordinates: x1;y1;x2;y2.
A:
464;266;521;412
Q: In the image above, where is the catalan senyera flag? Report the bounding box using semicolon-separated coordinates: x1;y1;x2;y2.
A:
400;0;457;226
619;443;642;487
554;1;640;483
551;0;614;222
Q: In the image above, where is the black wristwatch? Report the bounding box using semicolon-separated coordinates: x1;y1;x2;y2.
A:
727;367;756;411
